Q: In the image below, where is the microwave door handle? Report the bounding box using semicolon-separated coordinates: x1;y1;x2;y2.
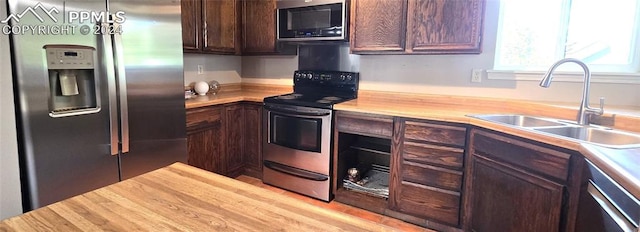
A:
263;161;328;182
112;22;129;154
264;105;331;117
100;21;119;156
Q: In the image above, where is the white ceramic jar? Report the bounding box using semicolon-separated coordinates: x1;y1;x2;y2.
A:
194;81;209;95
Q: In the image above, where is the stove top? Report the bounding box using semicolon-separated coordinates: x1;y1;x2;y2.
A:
264;93;354;109
264;70;359;109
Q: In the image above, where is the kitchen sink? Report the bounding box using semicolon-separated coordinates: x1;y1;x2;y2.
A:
534;126;640;148
470;114;568;128
469;114;640;148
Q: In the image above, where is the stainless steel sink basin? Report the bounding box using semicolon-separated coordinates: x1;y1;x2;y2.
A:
470;114;567;127
534;126;640;148
469;114;640;148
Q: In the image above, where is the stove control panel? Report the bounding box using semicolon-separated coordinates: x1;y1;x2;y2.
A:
294;70;359;85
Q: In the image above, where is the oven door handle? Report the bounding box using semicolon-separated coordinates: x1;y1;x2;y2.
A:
264;105;331;117
263;161;329;182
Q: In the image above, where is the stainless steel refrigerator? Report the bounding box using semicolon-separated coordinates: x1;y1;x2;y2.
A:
8;0;187;210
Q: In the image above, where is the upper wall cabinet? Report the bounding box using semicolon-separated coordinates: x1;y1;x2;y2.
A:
349;0;408;53
350;0;485;54
181;0;201;51
241;0;297;55
182;0;241;55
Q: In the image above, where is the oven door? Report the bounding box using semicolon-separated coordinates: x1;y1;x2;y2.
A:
263;104;332;175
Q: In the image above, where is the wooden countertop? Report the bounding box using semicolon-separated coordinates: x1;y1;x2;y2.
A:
185;90;282;109
0;163;402;231
184;83;291;109
185;85;640;199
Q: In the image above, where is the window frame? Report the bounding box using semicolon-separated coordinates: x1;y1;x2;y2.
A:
491;0;640;79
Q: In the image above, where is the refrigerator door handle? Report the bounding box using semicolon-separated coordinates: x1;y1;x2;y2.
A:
112;22;129;154
101;21;119;156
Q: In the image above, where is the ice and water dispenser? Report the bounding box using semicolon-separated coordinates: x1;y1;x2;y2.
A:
44;45;100;117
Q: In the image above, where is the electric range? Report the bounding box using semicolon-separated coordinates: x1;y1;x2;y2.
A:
262;70;359;201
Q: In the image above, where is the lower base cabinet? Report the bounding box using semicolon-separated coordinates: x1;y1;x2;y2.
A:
468;155;563;232
464;128;583;232
242;103;263;178
186;102;262;178
334;112;469;231
389;118;467;228
224;104;245;177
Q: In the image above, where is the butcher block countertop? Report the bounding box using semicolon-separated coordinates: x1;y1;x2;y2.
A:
185;83;290;109
0;163;401;231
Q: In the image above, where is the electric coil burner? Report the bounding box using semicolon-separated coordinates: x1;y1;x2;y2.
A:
262;70;359;201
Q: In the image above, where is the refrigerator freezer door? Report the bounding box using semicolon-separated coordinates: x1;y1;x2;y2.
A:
109;0;187;179
9;0;119;210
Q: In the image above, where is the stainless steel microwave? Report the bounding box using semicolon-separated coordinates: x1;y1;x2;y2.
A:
277;0;348;42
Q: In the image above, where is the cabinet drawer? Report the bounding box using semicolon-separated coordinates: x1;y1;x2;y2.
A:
404;121;466;147
186;106;222;130
471;129;571;182
396;181;460;226
336;111;393;138
403;141;464;169
402;161;462;191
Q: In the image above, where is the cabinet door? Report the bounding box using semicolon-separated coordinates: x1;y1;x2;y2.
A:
186;107;226;174
242;0;277;54
469;155;563;232
406;0;484;53
181;0;201;51
187;126;225;175
350;0;408;53
242;103;262;178
224;104;245;177
202;0;239;54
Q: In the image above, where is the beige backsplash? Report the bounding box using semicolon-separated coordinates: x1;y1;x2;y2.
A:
183;53;242;86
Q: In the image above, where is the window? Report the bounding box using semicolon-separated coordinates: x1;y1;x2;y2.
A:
494;0;640;73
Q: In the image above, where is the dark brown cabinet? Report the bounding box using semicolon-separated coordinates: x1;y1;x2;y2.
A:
350;0;485;54
181;0;202;51
241;0;296;55
389;119;467;227
186;102;263;178
333;111;394;213
181;0;294;55
350;0;408;53
224;104;245;177
241;0;275;54
186;106;226;174
242;103;263;178
181;0;240;54
333;112;589;231
464;128;583;232
469;155;563;232
334;112;469;231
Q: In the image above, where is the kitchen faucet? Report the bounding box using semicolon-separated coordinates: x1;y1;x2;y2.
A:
539;58;604;125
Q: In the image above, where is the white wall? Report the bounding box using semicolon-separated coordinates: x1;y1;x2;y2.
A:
239;1;640;107
183;54;242;86
0;0;24;220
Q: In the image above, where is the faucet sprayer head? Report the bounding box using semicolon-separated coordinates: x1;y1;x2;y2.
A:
539;72;553;87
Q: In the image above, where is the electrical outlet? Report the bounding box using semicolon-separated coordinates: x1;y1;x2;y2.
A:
471;69;483;83
197;65;204;75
